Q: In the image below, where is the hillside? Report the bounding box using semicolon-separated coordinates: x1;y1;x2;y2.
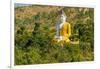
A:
15;5;94;65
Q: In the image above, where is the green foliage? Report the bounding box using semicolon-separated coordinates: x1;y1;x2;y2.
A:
15;6;94;65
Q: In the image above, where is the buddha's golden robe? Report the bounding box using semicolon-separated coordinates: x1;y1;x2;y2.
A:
60;22;71;42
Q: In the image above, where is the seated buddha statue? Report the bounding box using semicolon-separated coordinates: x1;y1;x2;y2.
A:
54;10;71;43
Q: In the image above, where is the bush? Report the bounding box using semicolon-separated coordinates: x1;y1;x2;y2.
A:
15;6;94;65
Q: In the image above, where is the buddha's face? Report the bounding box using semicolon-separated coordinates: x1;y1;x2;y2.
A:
60;14;66;23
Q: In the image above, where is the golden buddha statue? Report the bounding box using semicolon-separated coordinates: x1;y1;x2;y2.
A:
54;10;71;43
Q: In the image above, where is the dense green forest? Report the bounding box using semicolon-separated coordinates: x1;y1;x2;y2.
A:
15;5;94;65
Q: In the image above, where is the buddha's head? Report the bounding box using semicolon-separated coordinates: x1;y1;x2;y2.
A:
60;10;67;23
